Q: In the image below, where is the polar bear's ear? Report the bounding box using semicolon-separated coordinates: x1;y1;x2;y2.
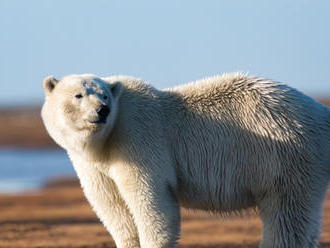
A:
43;76;58;95
109;81;123;99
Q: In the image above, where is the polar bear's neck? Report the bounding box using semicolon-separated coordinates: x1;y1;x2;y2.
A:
64;129;114;163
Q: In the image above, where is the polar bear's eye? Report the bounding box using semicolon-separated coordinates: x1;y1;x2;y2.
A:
103;95;108;100
75;94;83;99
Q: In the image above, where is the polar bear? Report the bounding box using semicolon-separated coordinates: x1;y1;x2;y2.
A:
41;73;330;248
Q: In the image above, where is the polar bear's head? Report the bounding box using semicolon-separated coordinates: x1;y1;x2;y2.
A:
41;74;122;152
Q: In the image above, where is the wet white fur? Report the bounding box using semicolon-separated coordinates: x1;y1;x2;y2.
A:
42;73;330;248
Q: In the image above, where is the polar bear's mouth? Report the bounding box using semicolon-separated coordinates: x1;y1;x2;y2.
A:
89;119;106;124
88;116;107;125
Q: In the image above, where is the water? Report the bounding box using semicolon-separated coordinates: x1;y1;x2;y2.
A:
0;149;76;193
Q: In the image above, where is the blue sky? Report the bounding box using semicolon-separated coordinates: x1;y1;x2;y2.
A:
0;0;329;106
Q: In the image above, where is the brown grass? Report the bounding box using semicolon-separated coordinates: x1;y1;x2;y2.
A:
1;180;330;247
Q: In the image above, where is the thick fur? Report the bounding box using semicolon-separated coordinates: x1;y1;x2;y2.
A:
41;73;330;248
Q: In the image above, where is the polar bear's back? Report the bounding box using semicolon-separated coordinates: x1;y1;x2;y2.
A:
163;73;330;212
167;73;330;143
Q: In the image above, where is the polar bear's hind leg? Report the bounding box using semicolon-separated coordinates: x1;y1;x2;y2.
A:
257;175;328;248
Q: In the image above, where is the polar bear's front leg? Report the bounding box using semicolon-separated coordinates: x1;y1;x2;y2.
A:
71;159;140;248
110;163;180;248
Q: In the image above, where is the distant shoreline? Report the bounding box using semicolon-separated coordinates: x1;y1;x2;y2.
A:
0;106;58;148
0;98;329;148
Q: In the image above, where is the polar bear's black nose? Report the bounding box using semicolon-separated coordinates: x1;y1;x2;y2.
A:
96;105;110;123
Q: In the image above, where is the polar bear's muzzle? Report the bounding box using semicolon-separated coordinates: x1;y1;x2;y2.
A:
89;105;110;124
